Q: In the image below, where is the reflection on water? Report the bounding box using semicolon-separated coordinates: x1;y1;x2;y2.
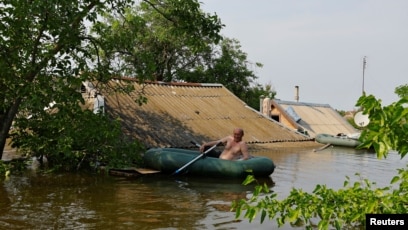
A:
1;147;407;229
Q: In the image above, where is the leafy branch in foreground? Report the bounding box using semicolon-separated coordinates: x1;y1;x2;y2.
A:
356;94;408;159
233;167;408;230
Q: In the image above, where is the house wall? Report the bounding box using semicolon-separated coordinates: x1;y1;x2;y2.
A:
270;106;297;130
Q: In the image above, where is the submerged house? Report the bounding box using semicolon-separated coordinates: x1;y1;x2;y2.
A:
81;78;314;149
260;97;358;138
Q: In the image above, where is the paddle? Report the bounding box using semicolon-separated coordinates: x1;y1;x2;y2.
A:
190;141;201;148
171;141;220;176
108;168;160;177
313;143;331;152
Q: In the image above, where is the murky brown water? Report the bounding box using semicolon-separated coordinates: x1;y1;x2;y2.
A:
1;146;407;229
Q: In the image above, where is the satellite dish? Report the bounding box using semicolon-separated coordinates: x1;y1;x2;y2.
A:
354;111;370;127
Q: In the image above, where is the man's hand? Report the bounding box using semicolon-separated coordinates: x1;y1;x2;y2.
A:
199;144;206;152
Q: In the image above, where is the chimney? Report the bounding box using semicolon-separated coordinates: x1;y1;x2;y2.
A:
259;95;265;113
294;86;299;102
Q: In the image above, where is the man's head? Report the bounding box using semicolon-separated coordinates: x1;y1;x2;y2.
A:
233;128;244;142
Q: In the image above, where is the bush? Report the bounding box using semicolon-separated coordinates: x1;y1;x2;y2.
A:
233;167;408;229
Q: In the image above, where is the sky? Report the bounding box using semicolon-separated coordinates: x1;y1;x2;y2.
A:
200;0;408;111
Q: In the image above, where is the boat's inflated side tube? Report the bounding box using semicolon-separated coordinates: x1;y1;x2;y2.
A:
143;148;275;178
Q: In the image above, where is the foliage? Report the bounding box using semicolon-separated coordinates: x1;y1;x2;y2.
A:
11;104;144;171
91;0;223;81
0;0;224;174
336;110;346;117
244;83;276;111
94;6;264;109
336;110;355;129
0;159;27;178
346;117;360;130
0;0;135;162
356;94;408;159
0;161;11;177
394;84;408;98
233;168;408;229
182;38;262;103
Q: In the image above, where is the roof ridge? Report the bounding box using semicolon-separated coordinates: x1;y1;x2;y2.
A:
112;77;223;87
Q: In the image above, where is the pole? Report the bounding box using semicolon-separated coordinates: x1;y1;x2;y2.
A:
362;56;367;95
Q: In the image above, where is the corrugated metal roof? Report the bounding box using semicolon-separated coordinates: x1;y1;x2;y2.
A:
274;99;358;137
92;79;312;148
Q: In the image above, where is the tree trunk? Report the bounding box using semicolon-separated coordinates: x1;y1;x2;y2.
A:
0;99;22;159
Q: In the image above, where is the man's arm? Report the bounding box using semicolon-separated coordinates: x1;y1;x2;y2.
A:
200;136;229;152
240;142;250;160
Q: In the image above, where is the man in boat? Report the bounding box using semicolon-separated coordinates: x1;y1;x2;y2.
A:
199;128;251;160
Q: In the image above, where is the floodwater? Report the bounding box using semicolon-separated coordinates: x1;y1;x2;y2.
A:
0;146;407;230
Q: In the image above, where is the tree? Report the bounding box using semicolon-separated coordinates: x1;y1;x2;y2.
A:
182;38;263;104
0;0;125;159
0;0;224;169
10;107;144;171
93;7;263;107
244;83;276;111
90;0;223;81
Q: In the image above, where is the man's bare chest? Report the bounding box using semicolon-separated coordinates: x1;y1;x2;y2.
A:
225;142;241;152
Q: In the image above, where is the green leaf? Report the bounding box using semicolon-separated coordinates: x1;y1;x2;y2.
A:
260;210;267;223
334;220;342;230
367;202;376;213
390;176;400;184
242;175;256;185
288;209;300;222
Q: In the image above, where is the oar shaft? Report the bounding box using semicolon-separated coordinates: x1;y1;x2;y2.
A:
173;154;204;174
172;142;219;175
190;141;201;148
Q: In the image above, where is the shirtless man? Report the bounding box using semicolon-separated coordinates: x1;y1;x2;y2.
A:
199;128;250;160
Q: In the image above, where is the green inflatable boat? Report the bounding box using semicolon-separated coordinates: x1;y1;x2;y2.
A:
315;133;361;148
143;148;275;178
